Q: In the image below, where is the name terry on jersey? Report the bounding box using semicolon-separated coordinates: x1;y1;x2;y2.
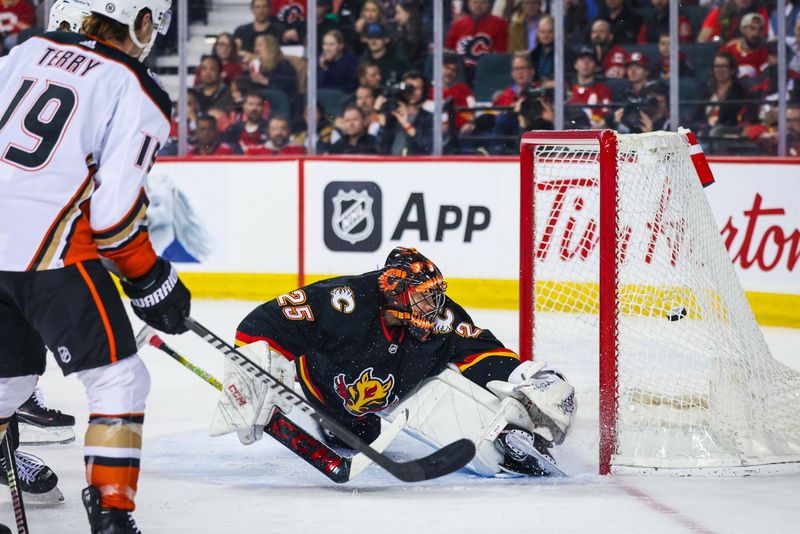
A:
38;47;103;77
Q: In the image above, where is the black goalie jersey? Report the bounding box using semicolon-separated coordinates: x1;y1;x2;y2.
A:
235;271;520;424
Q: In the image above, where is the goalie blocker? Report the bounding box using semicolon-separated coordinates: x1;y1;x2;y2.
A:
211;247;576;477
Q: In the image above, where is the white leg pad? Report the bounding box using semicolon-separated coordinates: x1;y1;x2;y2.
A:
383;367;537;476
77;355;150;414
0;375;37;418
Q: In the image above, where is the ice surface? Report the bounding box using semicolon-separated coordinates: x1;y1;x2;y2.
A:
2;300;798;533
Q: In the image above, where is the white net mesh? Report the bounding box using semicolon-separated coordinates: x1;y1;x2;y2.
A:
528;131;800;472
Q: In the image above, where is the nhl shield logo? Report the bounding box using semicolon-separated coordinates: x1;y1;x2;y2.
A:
331;189;374;245
324;181;382;252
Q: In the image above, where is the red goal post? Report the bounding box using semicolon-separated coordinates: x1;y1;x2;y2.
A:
519;130;800;476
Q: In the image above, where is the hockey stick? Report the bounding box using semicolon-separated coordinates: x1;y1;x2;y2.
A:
181;316;476;482
135;326;407;482
1;432;28;534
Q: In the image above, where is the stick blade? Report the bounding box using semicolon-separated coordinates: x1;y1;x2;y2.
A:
385;439;476;483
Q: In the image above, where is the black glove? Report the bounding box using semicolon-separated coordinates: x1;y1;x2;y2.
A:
121;257;191;334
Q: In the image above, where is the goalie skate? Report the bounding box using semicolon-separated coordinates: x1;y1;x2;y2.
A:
495;426;566;477
17;389;76;446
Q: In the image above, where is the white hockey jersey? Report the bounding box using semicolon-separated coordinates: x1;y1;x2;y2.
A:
0;32;171;278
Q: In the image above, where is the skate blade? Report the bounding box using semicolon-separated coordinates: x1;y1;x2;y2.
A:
24;486;65;505
19;423;75;446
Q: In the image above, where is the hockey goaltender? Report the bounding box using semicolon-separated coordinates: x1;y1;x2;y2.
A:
212;247;576;478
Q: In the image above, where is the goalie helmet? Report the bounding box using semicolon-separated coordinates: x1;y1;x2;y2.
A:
87;0;172;61
378;247;447;342
48;0;91;32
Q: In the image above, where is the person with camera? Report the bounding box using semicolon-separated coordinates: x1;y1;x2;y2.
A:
375;71;433;155
608;82;671;134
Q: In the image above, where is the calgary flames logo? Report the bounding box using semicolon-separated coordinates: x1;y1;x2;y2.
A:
456;33;492;63
330;286;355;313
333;368;396;416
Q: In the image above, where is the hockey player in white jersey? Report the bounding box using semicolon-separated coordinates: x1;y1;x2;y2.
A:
0;0;189;532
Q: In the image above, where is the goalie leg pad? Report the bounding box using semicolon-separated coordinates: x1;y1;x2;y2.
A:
210;341;296;444
383;367;538;476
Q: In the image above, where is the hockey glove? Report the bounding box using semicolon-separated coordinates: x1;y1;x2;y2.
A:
121;257;191;334
487;361;576;445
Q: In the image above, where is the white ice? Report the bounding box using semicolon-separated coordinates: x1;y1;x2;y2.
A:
2;300;799;533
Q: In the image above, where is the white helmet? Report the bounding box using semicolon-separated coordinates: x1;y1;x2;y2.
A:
87;0;172;61
48;0;91;32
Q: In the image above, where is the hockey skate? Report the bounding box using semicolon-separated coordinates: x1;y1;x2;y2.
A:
83;485;142;534
17;388;76;446
495;425;566;477
0;449;64;503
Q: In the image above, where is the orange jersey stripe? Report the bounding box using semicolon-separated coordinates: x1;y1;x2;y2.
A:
455;349;519;372
77;262;117;362
100;231;157;280
297;355;325;405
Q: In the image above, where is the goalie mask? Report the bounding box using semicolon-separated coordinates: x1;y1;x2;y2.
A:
378;247;447;342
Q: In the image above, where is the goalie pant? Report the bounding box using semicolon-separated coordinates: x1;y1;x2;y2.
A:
232;270;523;450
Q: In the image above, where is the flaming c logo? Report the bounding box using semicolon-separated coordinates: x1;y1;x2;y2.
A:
333;368;396;416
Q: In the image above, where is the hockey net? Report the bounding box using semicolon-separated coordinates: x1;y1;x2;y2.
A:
519;130;800;475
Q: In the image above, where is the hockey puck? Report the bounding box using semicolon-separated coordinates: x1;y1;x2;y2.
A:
666;306;687;321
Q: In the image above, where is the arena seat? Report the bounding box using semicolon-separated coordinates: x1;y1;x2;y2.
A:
257;89;291;118
473;53;513;102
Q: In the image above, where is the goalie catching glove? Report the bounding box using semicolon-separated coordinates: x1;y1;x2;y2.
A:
121;257;191;334
209;341;296;445
487;360;576;445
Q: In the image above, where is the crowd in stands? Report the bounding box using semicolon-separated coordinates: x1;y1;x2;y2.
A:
3;0;800;155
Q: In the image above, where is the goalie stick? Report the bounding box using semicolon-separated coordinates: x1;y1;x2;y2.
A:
135;327;407;483
2;433;28;534
182;317;475;482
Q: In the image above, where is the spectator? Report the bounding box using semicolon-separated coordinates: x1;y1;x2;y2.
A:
787;105;800;156
744;103;779;153
721;13;768;79
431;54;475;130
351;0;385;55
293;102;335;150
588;18;627;79
697;0;769;44
600;0;643;44
638;0;693;44
315;0;351;51
508;0;544;53
530;14;555;83
318;29;358;93
567;46;613;128
194;55;235;113
771;1;800;44
565;0;597;44
354;85;381;135
234;0;289;61
164;90;201;155
249;34;300;115
789;16;800;82
0;0;34;49
699;51;747;133
328;104;378;154
394;1;427;65
188;115;236;156
259;116;307;154
609;82;670;134
357;60;383;90
271;0;304;43
493;51;538;106
194;33;244;87
223;91;271;154
445;0;509;66
375;70;433;155
620;52;655;101
654;32;695;81
360;23;410;86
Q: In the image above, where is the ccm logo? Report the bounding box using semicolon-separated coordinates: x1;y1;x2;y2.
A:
228;384;247;406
